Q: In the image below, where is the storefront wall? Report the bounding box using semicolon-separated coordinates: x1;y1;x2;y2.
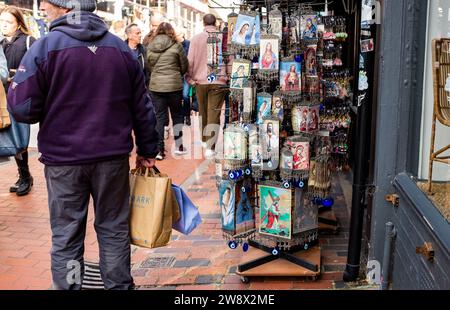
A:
418;0;450;181
370;0;450;289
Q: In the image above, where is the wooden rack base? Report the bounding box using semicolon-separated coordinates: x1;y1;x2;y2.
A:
236;240;321;282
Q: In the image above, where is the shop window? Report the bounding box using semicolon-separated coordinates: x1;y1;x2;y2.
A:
417;0;450;221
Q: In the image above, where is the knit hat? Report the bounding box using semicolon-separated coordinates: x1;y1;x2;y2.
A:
46;0;97;12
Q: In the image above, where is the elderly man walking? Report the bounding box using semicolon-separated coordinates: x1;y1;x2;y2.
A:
7;0;158;290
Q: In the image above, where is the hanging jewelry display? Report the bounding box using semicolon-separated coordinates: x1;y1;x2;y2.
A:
260;117;280;171
230;59;252;101
280;57;303;104
223;124;248;171
229;10;259;59
286;135;310;180
268;4;283;41
257;34;280;81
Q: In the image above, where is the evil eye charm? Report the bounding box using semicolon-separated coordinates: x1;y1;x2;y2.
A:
304;243;309;250
229;171;236;180
322;197;334;208
271;248;279;256
244;125;249;132
298;181;305;188
267;161;273;168
242;243;249;252
294;54;302;63
241;186;247;193
283;181;290;189
228;241;237;250
245;168;252;176
207;73;216;83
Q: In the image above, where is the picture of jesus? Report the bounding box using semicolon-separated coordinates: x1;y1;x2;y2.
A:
280;61;301;91
259;39;279;70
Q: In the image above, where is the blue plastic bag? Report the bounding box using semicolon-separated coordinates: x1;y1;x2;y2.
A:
172;184;202;235
0;114;30;157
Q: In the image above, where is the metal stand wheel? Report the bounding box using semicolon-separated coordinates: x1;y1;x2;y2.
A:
240;276;250;284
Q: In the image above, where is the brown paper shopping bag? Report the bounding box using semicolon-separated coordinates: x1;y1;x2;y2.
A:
129;167;180;248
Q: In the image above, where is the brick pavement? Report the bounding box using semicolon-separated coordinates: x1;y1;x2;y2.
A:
0;123;355;290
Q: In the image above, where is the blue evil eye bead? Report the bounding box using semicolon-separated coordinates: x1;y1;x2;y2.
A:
207;73;216;83
241;186;247;193
228;241;237;249
320;104;325;112
271;248;279;256
283;181;290;189
244;125;249;132
322;197;334;208
304;243;309;250
294;55;302;63
267;161;273;168
242;243;249;252
245;168;252;176
229;171;235;180
298;181;305;188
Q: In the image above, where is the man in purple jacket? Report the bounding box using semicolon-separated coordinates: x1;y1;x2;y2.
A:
7;0;158;290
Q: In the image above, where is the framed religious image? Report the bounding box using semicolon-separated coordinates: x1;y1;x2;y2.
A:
223;130;246;160
291;105;309;133
256;94;272;124
280;61;301;91
231;13;255;45
259;185;292;239
227;14;238;45
248;14;261;45
259;37;279;70
261;119;279;170
289;141;310;171
361;38;374;53
307;105;320;132
305;76;320;95
242;87;255;114
235;180;255;234
271;96;284;121
230;60;251;89
305;45;317;76
293;189;318;234
301;15;318;40
280;148;293;170
250;144;262;167
219;180;236;233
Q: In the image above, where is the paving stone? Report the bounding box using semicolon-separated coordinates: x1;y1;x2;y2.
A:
173;259;210;268
195;275;224;284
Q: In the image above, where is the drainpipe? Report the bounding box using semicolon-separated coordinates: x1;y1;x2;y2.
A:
381;222;396;290
343;0;376;282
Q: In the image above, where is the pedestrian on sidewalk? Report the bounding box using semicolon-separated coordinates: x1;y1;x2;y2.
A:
176;27;194;127
0;6;36;196
186;14;228;158
125;23;149;86
8;0;158;290
146;22;189;160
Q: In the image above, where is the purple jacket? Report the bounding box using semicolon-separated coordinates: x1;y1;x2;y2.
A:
7;12;158;165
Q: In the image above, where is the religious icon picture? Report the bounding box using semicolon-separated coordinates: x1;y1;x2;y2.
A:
227;15;238;45
256;94;272;124
291;105;309;133
280;61;301;91
259;185;292;239
230;60;251;89
223;130;246;160
248;14;261;45
305;45;317;76
259;38;279;70
300;15;318;40
235;181;255;234
271;96;284;122
307;105;320;133
232;13;255;45
219;180;236;233
293;189;318;234
261;119;279;170
290;141;310;171
243;87;255;114
250;144;263;166
281;148;293;170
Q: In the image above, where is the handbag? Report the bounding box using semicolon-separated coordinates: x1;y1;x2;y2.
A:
0;113;30;157
172;184;202;235
0;82;10;129
129;167;180;248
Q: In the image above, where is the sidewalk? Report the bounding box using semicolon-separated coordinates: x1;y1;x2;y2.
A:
0;127;353;290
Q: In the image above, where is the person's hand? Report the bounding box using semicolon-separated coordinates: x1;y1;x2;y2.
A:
136;156;156;169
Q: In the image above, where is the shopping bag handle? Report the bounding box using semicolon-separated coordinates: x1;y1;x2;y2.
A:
132;166;161;177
